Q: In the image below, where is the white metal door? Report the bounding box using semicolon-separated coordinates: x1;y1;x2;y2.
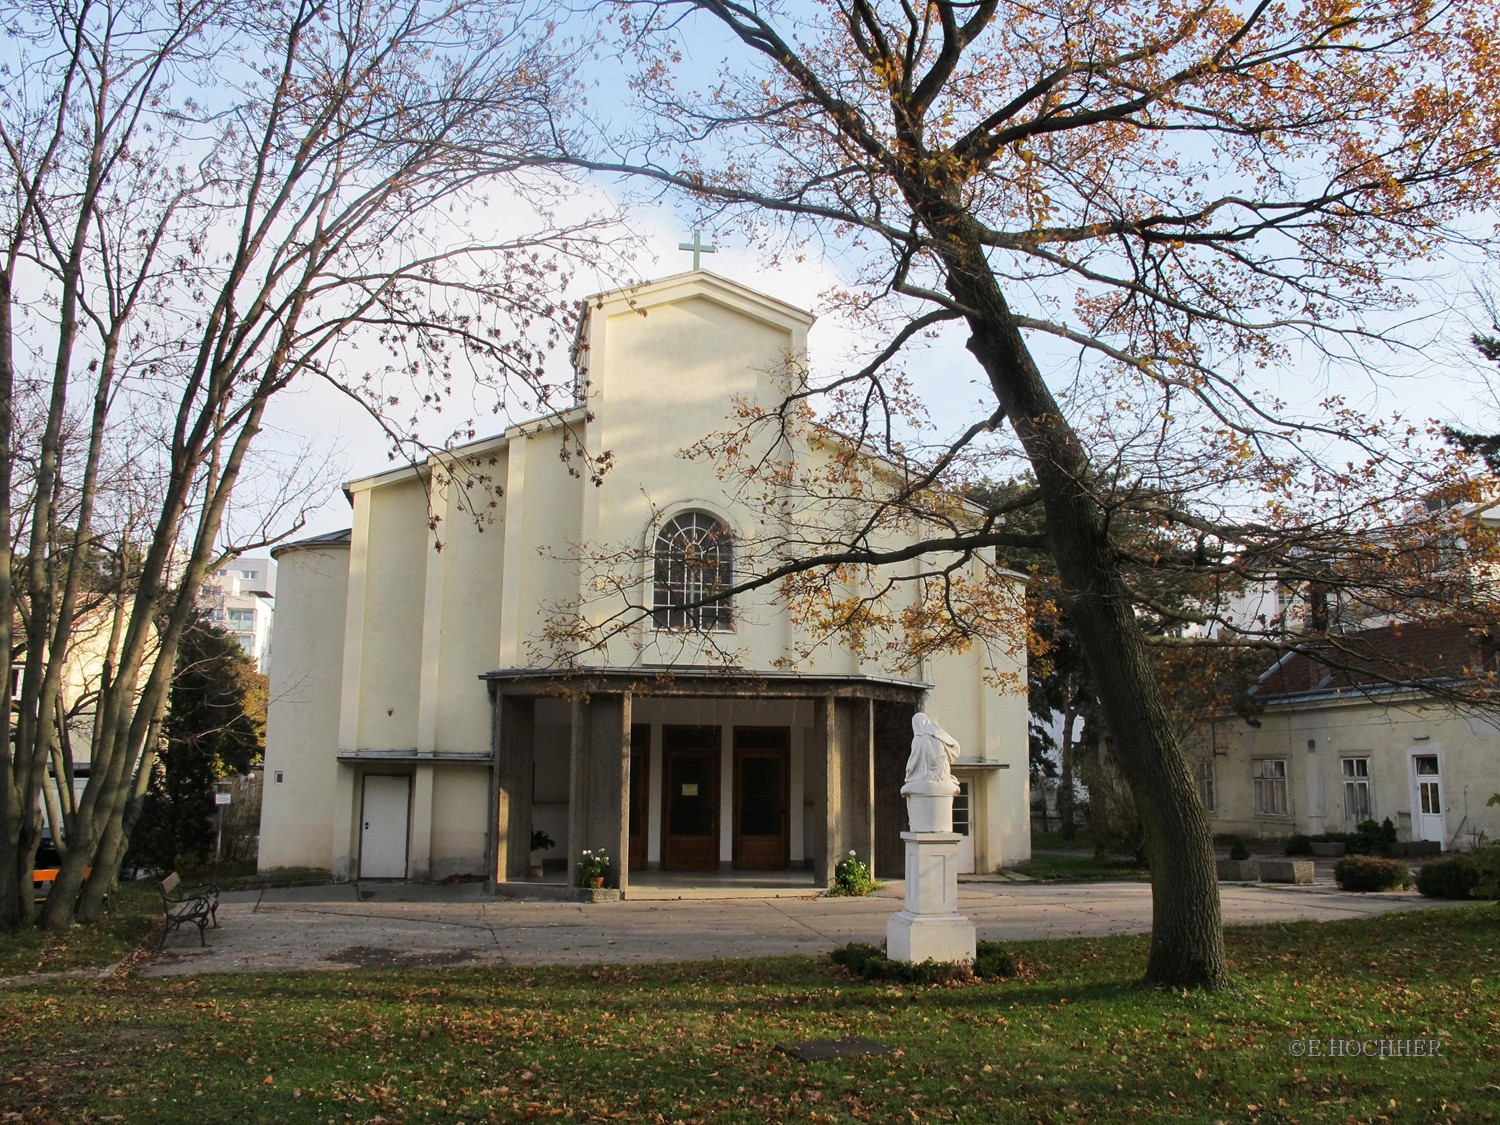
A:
1411;755;1444;846
953;780;976;874
360;775;411;879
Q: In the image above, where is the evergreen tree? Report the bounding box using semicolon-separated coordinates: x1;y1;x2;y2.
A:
128;618;264;873
1444;328;1500;473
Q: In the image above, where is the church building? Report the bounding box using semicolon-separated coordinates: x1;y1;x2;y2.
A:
258;271;1030;892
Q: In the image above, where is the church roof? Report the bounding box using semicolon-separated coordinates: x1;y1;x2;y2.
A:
583;269;816;330
271;528;353;557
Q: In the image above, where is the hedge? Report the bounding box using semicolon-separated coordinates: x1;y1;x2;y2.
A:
1334;855;1409;892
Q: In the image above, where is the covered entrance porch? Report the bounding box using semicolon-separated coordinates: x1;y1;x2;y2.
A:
481;669;926;895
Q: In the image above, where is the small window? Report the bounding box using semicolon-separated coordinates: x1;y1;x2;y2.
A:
653;512;733;630
1253;758;1289;817
1196;760;1217;813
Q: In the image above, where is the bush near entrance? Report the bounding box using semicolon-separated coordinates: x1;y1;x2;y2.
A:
1416;855;1483;900
1335;855;1410;892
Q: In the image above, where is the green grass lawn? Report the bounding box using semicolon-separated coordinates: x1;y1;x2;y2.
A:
0;904;1494;1122
1029;827;1098;851
0;880;158;979
1013;853;1149;882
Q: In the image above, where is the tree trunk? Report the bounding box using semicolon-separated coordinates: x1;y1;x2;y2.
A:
936;223;1228;988
1058;704;1076;841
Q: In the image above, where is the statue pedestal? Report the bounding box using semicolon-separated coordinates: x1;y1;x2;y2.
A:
886;831;976;964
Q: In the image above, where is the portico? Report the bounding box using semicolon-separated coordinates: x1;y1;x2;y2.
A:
483;669;926;894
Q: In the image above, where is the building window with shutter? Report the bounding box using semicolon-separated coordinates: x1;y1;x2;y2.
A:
1196;759;1217;813
1252;758;1289;817
1341;756;1372;825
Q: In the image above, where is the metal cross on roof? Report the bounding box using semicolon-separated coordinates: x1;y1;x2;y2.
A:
678;230;717;270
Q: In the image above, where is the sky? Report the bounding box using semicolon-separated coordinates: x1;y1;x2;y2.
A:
243;0;1500;548
258;196;1499;547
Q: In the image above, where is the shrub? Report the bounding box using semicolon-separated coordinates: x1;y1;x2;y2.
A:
973;942;1020;979
1479;796;1500;899
1347;818;1398;856
829;942;888;976
1334;855;1409;892
1228;836;1252;862
1474;844;1500;900
829;941;1019;983
826;851;882;897
1415;855;1482;900
1284;834;1313;856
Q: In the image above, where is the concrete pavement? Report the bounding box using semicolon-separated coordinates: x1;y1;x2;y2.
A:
137;877;1461;978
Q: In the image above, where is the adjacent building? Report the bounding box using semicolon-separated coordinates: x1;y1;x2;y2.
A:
199;557;275;671
1195;621;1500;851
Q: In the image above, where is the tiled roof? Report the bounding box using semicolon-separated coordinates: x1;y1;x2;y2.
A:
1251;620;1497;702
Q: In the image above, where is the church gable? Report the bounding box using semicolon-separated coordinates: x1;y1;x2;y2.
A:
583;272;813;421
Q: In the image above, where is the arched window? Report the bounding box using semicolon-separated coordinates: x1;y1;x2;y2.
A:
653;512;734;630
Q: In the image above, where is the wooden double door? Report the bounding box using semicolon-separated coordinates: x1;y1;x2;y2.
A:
654;725;791;872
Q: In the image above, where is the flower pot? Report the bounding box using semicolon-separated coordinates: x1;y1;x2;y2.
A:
588;876;605;889
575;886;620;904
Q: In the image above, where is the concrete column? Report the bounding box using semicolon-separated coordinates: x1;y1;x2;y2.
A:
809;697;832;885
846;697;876;877
491;693;535;887
332;762;358;882
812;696;877;886
409;764;434;880
568;692;632;892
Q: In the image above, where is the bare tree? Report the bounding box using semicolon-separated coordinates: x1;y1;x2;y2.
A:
553;0;1500;986
1;0;616;929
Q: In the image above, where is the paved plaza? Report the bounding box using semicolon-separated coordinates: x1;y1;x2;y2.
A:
137;876;1458;978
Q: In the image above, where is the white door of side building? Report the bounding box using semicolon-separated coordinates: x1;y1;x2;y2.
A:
360;775;411;879
953;780;976;874
1410;754;1445;847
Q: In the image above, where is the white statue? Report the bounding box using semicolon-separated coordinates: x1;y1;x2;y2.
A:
890;709;976;964
902;712;961;797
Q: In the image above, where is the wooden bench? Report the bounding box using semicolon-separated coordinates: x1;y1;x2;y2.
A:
32;868;60;907
158;872;220;948
32;867;111;913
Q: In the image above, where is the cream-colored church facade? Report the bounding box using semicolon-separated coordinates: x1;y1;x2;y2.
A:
258;271;1029;892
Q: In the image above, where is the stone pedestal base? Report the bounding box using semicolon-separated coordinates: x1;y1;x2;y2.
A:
887;909;976;963
887;831;975;964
